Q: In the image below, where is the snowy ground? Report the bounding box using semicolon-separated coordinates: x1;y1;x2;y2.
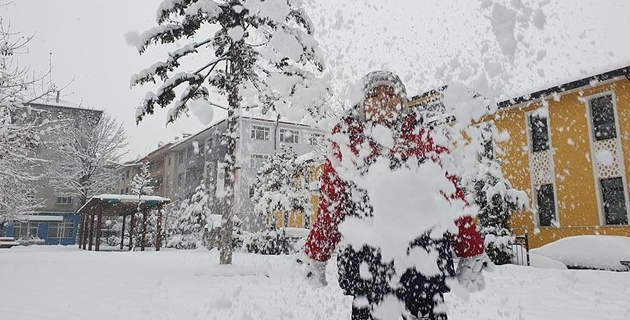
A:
1;246;629;320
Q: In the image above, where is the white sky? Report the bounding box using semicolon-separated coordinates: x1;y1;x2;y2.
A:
5;0;630;160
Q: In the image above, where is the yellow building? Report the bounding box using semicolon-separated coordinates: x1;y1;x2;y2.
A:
411;65;630;248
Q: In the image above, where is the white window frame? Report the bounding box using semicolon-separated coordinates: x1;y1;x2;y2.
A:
525;107;560;227
584;90;630;226
308;132;325;146
250;153;270;168
251;125;271;141
280;128;300;144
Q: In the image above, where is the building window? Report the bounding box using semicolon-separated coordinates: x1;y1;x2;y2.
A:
12;222;38;239
249;184;256;198
185;169;197;183
589;94;617;141
178;151;184;164
600;177;628;225
56;196;72;204
309;133;325;146
478;124;494;161
120;189;124;195
48;220;74;239
126;170;130;178
198;141;205;155
178;173;184;187
280;129;299;144
529;114;550;152
482;139;494;160
251;126;271;141
536;183;556;227
250;154;270;169
125;187;129;194
206;138;213;149
187;146;194;158
167;156;171;166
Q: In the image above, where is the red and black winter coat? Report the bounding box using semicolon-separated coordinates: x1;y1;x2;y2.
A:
304;109;485;302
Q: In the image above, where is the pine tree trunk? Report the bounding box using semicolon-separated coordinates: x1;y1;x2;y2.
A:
219;50;242;265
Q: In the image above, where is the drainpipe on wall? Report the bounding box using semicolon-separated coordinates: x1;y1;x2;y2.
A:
273;114;280;153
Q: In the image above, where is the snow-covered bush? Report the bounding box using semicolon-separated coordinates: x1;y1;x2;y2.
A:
168;182;213;249
456;124;528;265
242;228;292;255
472;159;528;265
252;144;313;228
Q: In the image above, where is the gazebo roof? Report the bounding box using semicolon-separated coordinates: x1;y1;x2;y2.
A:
78;194;171;216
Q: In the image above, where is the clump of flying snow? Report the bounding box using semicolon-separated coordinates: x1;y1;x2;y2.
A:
335;156;471;277
228;26;245;41
124;30;142;47
189;99;215;126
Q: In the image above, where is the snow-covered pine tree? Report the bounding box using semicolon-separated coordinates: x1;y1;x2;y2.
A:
132;0;328;264
130;161;155;249
170;181;212;249
471;126;528;265
131;161;155;197
252;144;311;228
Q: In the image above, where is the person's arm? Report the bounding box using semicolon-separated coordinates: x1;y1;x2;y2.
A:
304;158;347;262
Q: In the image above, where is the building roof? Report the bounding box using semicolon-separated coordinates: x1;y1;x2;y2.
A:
497;65;630;109
29;97;104;113
410;65;630;111
77;194;171;216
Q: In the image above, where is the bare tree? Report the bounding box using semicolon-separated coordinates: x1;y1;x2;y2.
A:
0;18;57;220
50;113;128;206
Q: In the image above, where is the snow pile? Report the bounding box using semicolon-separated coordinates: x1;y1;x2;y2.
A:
529;252;567;270
2;247;630;320
532;235;630;271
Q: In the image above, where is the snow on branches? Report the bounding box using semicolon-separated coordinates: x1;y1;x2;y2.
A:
251;144;313;227
0;21;59;219
169;181;213;249
132;0;329;264
49;113;128;206
131;0;329;124
131;161;155;197
462;123;529;265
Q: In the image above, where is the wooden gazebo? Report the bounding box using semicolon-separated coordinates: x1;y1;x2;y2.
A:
77;194;171;252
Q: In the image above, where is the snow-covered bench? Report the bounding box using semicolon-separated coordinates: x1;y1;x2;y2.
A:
0;237;20;248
